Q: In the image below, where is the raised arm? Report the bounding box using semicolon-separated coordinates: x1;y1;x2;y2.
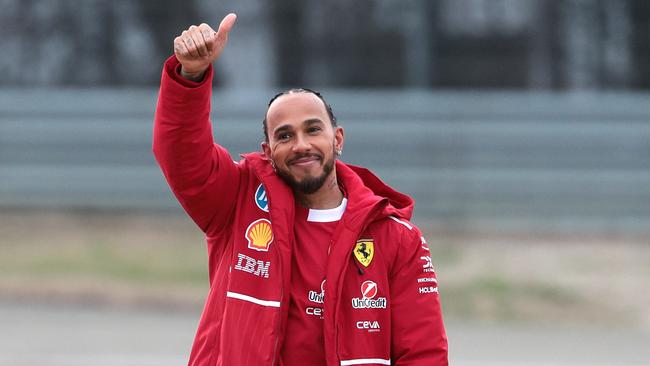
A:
153;14;240;235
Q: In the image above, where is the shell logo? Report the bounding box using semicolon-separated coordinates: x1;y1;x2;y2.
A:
245;218;274;251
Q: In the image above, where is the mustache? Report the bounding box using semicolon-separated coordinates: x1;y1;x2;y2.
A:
287;153;322;165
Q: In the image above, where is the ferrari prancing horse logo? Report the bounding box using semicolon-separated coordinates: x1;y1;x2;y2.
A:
354;239;374;267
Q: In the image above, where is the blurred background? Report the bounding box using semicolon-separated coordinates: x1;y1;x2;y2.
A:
1;0;649;365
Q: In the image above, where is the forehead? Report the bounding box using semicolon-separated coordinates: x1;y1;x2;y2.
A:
266;92;329;128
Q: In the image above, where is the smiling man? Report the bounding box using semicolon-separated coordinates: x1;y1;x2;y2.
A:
263;90;344;206
153;13;448;366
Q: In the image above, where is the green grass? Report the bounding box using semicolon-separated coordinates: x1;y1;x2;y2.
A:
0;240;208;286
1;212;647;327
440;274;580;322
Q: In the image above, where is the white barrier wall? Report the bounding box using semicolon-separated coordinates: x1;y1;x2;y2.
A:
1;89;649;233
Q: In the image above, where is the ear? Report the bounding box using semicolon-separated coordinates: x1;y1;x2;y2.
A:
261;141;271;158
334;126;344;153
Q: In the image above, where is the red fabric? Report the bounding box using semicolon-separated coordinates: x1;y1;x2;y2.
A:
279;204;338;366
153;55;448;366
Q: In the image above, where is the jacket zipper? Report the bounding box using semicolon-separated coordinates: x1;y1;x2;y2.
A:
334;201;387;364
257;176;285;366
353;254;365;275
270;241;284;366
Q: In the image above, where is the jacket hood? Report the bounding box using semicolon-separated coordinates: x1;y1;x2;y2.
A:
242;152;414;224
336;161;414;221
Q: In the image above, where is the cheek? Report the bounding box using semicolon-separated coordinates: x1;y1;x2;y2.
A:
270;141;281;154
270;144;288;163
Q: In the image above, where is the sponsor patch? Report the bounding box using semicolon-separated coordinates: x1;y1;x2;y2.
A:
246;218;274;252
421;255;435;273
417;277;438;283
356;320;381;332
419;286;438;294
306;306;324;318
308;279;326;304
234;253;271;278
354;239;374;267
254;184;269;212
352;280;387;309
420;236;430;251
361;280;378;299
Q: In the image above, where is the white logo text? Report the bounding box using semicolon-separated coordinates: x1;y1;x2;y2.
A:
234;253;270;278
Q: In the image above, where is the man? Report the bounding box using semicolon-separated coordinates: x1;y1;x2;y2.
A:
153;13;448;366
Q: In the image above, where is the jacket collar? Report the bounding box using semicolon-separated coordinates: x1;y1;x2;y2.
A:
241;152;415;228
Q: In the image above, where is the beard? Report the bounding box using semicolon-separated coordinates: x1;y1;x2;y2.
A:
275;148;336;194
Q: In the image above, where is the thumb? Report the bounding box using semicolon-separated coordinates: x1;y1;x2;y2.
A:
215;13;237;44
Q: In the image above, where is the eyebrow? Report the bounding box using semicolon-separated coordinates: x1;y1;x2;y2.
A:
273;118;324;137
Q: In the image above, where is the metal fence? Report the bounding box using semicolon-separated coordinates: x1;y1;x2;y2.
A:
1;89;649;233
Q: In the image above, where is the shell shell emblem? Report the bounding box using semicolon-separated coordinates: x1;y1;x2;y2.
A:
245;218;274;251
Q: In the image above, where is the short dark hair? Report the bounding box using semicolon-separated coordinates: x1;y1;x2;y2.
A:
262;88;337;142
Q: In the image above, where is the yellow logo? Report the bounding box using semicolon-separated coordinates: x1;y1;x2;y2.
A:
246;219;274;251
354;239;374;267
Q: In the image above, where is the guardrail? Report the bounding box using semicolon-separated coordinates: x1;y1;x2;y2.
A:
1;89;649;233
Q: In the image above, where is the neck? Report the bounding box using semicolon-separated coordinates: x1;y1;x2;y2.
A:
295;172;344;209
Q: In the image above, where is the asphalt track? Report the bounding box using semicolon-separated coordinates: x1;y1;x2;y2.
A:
1;301;648;366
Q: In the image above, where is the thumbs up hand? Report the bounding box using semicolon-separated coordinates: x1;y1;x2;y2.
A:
173;13;237;81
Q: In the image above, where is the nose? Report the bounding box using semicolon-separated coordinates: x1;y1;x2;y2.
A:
292;133;311;153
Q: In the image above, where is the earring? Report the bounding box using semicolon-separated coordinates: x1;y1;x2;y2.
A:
336;149;343;156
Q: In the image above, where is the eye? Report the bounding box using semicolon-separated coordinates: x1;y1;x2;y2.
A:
277;132;292;141
307;126;322;134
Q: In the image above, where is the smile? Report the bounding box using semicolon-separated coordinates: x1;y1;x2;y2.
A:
289;155;321;167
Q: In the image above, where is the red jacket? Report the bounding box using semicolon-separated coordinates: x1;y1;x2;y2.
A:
153;56;448;366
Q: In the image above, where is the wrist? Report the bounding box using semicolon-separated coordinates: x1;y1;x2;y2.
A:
180;67;207;82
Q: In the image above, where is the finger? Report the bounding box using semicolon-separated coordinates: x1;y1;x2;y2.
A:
181;30;199;58
189;25;208;57
173;36;190;58
198;23;217;52
215;13;237;43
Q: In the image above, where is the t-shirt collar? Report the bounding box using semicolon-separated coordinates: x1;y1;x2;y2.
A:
306;198;348;222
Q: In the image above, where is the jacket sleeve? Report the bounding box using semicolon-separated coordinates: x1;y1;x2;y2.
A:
152;55;240;236
389;224;448;365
